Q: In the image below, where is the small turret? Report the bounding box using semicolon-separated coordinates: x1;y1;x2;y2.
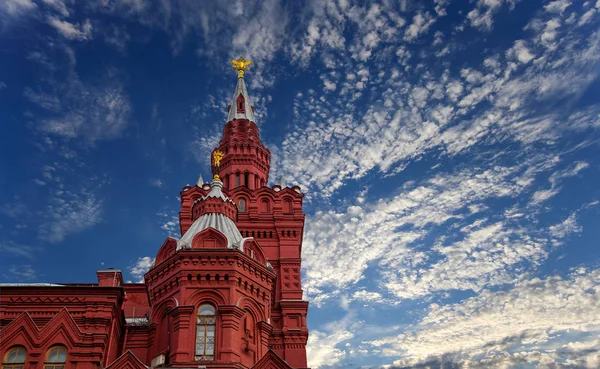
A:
177;178;242;250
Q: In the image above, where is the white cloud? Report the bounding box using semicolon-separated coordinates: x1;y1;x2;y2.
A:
2;265;36;280
506;40;535;63
38;189;103;243
157;209;180;238
25;56;132;144
0;242;38;259
307;311;355;368
47;17;92;40
41;85;130;142
42;0;69;16
370;267;600;368
467;0;520;30
531;161;589;205
548;212;582;240
280;8;600;199
544;0;571;14
323;79;337;91
404;12;435;41
149;178;164;188
302;154;572;303
1;0;36;15
578;8;597;26
128;256;155;283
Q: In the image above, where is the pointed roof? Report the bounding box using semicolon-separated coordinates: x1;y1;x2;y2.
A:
203;179;231;202
227;71;255;123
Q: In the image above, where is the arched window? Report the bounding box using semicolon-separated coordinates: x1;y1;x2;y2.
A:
237;94;245;113
260;198;270;213
195;304;216;361
3;347;26;369
283;198;293;213
44;346;67;369
235;173;240;188
238;199;246;212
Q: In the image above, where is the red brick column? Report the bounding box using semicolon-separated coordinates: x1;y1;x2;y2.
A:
169;306;195;363
217;305;245;362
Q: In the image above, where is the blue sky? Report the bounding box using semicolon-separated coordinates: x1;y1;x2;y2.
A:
1;0;600;367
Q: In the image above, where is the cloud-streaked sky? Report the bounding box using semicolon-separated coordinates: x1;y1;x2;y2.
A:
1;0;600;367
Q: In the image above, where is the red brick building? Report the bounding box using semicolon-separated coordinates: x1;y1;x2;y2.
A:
0;58;309;369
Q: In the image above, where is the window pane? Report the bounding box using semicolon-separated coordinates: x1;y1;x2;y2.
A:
198;304;215;316
47;348;66;363
6;348;26;363
15;349;26;363
195;304;216;360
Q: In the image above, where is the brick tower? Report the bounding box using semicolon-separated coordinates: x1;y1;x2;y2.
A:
0;57;309;369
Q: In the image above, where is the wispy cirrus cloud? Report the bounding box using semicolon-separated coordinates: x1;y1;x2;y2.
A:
369;267;600;368
0;241;39;259
281;16;600;199
25;67;132;144
47;17;93;40
2;264;37;281
38;190;103;243
1;0;36;16
302;151;589;306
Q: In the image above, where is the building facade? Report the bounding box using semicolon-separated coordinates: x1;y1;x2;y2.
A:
0;58;309;369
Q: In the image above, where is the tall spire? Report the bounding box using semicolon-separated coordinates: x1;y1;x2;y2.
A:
227;56;255;123
212;57;271;191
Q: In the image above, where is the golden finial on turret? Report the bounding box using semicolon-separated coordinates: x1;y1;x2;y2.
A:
212;150;224;180
231;56;252;78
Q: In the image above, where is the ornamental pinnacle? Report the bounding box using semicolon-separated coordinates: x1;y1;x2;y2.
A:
213;150;224;180
231;56;252;78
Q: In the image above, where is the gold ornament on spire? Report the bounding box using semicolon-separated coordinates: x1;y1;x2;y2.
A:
231;56;252;78
212;150;224;180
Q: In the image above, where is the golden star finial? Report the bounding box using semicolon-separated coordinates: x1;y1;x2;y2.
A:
231;56;252;78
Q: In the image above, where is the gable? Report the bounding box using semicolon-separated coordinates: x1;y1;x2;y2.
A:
0;309;88;351
251;349;293;369
105;350;148;369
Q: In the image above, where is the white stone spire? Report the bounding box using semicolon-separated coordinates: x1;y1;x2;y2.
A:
196;173;204;186
227;57;255;123
227;74;255;123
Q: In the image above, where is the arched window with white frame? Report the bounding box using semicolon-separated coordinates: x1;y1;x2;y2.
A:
44;346;67;369
3;346;26;369
195;304;216;361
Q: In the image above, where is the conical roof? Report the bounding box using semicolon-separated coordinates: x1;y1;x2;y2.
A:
177;179;242;250
227;73;255;123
